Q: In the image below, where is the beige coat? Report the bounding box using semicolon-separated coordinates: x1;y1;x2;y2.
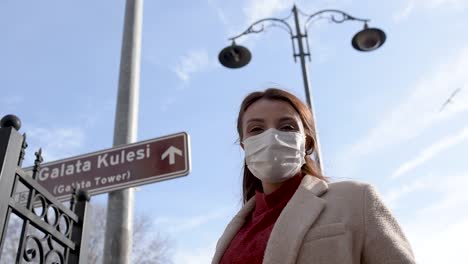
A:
211;175;415;264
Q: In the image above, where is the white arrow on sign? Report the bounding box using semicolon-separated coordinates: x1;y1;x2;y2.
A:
161;146;183;165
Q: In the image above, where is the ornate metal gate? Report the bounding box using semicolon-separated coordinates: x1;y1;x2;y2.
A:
0;115;91;264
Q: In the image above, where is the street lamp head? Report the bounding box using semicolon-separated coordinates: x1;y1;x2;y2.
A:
218;41;252;69
352;23;386;52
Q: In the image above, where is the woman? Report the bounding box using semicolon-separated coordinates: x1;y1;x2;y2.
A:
211;88;415;264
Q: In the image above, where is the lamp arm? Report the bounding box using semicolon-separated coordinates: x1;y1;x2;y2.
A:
304;9;369;33
228;17;294;42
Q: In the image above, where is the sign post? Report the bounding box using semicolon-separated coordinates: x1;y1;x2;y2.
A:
21;132;190;203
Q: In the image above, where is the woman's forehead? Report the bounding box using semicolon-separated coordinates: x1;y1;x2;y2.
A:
243;99;300;122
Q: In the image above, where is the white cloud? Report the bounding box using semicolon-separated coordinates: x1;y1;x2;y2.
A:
153;208;232;233
24;126;85;165
173;241;217;264
243;0;292;25
391;126;468;178
394;0;467;21
383;171;468;211
206;0;229;26
173;49;211;82
383;179;430;209
336;46;468;175
241;0;348;24
383;171;468;263
415;174;468;217
393;1;416;21
403;174;468;263
152;206;237;263
216;7;229;25
411;217;468;264
153;209;233;263
221;0;293;47
222;0;352;48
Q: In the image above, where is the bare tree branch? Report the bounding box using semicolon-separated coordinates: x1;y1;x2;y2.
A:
1;204;173;264
89;203;173;264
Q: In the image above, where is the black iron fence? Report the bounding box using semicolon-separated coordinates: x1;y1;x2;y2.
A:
0;115;91;264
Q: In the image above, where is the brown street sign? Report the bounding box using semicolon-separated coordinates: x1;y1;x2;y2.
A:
20;132;190;202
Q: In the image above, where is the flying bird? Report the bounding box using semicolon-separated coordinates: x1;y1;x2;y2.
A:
439;88;462;112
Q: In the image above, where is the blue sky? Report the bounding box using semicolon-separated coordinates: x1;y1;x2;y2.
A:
2;0;468;263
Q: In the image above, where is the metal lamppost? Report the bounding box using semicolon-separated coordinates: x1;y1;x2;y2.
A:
218;5;386;173
103;0;143;263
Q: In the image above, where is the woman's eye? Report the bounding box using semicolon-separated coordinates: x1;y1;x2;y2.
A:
280;125;296;131
249;127;263;133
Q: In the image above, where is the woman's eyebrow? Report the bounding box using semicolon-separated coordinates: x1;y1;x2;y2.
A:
278;117;298;123
246;118;264;124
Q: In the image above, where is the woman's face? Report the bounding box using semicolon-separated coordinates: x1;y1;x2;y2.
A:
241;99;305;145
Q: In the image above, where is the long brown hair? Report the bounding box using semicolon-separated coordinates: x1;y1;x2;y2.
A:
237;88;327;204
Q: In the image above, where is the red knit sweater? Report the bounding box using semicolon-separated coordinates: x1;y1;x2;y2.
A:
219;174;303;264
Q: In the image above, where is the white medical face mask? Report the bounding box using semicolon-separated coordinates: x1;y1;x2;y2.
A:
242;128;306;183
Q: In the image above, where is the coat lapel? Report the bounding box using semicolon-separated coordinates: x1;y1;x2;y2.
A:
211;197;256;264
262;175;329;264
211;175;328;264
